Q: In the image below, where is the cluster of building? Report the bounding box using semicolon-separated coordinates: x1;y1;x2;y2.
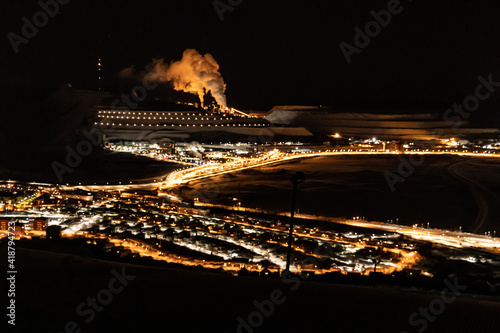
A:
94;103;500;148
4;180;500;296
1;182;415;274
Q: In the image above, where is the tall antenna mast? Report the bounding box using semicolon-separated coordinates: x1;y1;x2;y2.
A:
97;58;102;90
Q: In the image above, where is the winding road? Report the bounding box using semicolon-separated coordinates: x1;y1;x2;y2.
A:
448;158;500;233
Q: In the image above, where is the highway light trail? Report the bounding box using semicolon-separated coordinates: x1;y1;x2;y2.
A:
63;148;499;192
193;203;500;254
58;148;500;253
160;149;500;189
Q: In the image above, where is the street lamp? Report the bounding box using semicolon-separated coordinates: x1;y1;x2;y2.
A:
285;171;305;273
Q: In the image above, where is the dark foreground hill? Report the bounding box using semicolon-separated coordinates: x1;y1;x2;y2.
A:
8;247;500;333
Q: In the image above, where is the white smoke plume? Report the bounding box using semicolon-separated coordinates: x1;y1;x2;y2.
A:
145;49;227;108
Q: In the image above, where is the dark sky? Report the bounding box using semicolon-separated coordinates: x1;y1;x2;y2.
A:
1;0;500;116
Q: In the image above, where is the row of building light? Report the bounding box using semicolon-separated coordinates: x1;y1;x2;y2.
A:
95;122;269;127
98;115;242;121
98;110;237;117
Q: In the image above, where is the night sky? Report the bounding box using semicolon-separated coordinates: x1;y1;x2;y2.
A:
1;0;500;165
0;0;499;113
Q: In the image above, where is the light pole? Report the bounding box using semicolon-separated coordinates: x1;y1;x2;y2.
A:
285;171;305;273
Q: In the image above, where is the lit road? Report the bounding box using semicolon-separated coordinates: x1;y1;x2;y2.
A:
54;148;500;252
330;218;500;252
160;149;500;189
194;202;500;254
60;148;499;192
447;159;498;233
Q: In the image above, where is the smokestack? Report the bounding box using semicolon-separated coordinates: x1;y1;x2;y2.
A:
145;49;227;108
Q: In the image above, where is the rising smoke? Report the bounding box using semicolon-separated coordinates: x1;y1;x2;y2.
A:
144;49;227;108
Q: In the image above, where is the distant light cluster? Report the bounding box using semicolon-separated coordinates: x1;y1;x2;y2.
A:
95;110;270;128
95;122;269;127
